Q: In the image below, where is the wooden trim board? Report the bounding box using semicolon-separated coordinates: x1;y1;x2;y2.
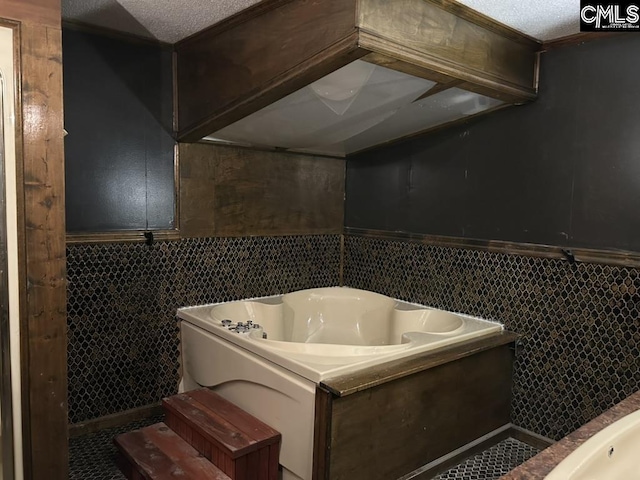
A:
66;230;181;245
398;424;553;479
345;227;640;269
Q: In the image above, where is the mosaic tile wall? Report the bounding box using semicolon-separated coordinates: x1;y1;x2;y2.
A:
343;235;640;441
67;235;341;424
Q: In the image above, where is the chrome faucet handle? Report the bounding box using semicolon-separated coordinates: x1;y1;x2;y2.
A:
221;319;232;326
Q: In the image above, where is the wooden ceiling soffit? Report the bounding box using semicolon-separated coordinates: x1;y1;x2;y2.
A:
175;0;363;142
357;0;540;104
175;0;540;143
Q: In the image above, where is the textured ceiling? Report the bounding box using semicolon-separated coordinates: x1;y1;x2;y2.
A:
62;0;581;43
456;0;579;41
61;0;262;44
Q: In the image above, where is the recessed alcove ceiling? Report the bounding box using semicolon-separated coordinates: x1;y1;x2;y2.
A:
205;62;505;156
62;0;580;156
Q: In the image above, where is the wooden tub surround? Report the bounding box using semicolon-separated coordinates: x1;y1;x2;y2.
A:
313;332;519;480
116;331;527;480
499;390;640;479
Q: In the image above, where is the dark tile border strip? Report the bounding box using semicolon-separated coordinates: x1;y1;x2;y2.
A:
400;425;546;480
509;426;554;451
344;227;640;268
66;231;181;244
399;425;512;480
69;404;164;438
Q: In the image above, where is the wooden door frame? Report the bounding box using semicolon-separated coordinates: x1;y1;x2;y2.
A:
0;1;68;479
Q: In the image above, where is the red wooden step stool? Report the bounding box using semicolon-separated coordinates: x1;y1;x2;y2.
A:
114;422;231;480
163;388;281;480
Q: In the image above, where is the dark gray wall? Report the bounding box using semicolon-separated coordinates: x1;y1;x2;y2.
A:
63;28;175;232
346;35;640;252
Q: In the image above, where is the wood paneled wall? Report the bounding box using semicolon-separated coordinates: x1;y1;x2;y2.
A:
0;1;68;478
1;0;59;28
179;143;345;238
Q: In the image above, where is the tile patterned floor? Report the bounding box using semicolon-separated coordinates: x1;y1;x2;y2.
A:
69;419;539;480
432;438;540;480
69;416;163;480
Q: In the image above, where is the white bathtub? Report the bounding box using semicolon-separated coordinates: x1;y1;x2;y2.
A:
178;287;502;382
545;408;640;480
177;287;502;480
